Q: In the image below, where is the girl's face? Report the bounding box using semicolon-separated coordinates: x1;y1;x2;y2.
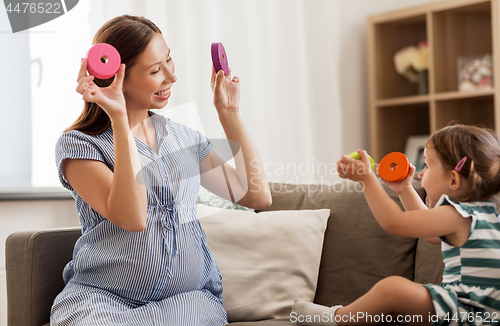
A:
418;146;451;208
123;33;177;111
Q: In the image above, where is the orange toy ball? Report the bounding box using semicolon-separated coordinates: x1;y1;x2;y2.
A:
378;152;410;182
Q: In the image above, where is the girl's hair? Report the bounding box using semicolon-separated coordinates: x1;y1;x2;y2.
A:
65;15;162;135
427;124;500;202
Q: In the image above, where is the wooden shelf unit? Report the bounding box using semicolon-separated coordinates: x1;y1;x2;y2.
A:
367;0;500;161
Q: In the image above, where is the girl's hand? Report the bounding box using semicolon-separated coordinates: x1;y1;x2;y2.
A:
211;67;241;116
337;150;375;182
380;163;416;195
76;59;128;121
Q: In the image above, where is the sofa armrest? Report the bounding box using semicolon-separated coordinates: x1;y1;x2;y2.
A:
5;227;81;326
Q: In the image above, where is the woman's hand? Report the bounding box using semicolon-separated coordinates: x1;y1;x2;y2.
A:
211;67;241;116
337;150;376;182
380;163;416;195
76;58;127;121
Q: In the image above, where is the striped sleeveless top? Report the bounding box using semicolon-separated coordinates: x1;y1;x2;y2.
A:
437;195;500;287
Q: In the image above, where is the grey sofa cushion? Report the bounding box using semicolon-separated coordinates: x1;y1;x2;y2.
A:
414;238;444;284
259;180;436;307
6;181;441;326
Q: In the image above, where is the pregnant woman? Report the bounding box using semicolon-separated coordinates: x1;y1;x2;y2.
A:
51;14;271;325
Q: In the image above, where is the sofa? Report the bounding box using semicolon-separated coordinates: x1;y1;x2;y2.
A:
5;179;444;326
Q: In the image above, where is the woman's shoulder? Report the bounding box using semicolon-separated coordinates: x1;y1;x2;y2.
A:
57;128;112;144
55;128;114;157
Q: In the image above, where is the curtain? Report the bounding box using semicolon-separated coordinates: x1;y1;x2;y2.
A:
26;0;342;186
95;0;343;184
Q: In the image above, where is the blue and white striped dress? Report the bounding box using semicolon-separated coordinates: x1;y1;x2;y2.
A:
51;112;228;325
423;195;500;326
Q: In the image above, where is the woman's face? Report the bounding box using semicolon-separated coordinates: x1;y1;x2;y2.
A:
123;33;177;111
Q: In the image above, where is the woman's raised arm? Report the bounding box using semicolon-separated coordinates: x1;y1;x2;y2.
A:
62;60;147;232
200;69;271;209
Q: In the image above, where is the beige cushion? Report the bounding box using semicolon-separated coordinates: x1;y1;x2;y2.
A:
198;204;329;322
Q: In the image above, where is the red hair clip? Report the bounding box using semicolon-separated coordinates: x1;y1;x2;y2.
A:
455;156;467;172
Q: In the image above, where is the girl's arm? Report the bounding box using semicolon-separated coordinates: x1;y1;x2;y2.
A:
62;61;147;232
200;69;271;210
382;182;441;244
398;185;429;211
399;187;442;243
381;164;439;244
381;164;428;211
338;151;470;244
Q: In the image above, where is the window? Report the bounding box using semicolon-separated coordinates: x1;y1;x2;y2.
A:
1;1;92;188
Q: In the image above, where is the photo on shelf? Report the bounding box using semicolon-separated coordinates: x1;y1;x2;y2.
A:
405;135;429;173
458;54;493;91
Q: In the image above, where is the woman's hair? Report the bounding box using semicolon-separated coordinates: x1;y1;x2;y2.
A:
427;124;500;202
65;15;162;135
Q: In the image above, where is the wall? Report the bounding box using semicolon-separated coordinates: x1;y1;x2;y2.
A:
0;199;79;326
96;0;344;185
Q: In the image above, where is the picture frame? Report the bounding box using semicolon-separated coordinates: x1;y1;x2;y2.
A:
405;135;429;173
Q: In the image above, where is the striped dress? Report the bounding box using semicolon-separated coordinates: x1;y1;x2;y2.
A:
51;112;228;325
423;195;500;326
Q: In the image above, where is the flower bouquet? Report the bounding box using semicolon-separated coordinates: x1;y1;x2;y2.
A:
394;41;429;83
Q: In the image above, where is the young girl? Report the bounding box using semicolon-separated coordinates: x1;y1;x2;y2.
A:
51;15;271;325
292;124;500;326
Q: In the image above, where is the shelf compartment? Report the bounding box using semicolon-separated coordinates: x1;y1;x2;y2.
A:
434;95;494;131
432;2;492;93
374;15;427;100
376;94;430;107
434;89;494;101
375;103;430;161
